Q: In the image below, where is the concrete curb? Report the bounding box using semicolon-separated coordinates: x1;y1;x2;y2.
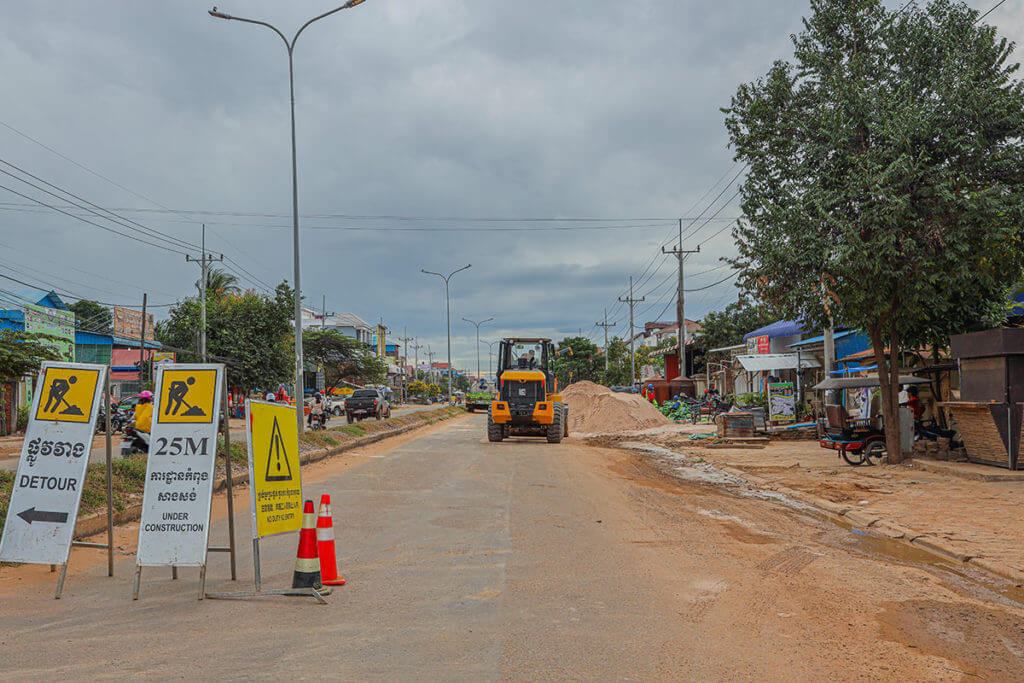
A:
71;409;465;541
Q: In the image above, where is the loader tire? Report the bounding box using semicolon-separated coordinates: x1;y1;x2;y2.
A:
487;415;504;442
547;405;564;443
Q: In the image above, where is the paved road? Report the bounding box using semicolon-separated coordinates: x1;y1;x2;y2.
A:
2;415;1022;678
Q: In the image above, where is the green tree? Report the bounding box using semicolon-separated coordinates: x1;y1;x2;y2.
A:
68;300;112;334
453;373;470;392
724;0;1024;460
303;329;386;386
156;283;294;391
198;267;241;297
599;337;641;387
409;380;428;396
427;382;441;397
550;337;602;388
0;329;61;381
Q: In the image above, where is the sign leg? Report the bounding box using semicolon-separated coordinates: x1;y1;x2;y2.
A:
105;373;114;578
55;562;69;600
198;564;206;601
253;538;261;592
133;565;142;600
172;566;178;580
222;376;237;581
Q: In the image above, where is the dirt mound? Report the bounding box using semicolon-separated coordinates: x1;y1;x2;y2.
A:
562;381;671;434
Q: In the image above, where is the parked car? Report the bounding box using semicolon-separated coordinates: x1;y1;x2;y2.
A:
345;389;391;422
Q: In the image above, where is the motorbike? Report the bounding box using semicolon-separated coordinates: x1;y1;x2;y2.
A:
914;419;964;449
308;413;327;431
95;409;128;434
119;425;150;457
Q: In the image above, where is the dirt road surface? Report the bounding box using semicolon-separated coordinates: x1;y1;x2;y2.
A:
2;415;1022;679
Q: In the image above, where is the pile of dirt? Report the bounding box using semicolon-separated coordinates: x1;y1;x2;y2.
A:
562;381;671;434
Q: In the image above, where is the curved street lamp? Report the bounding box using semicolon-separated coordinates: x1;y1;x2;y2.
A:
421;265;471;401
209;1;369;435
462;317;494;388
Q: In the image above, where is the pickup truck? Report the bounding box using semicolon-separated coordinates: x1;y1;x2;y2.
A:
345;389;391;423
465;391;495;413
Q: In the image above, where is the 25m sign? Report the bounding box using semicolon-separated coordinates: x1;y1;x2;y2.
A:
136;364;225;568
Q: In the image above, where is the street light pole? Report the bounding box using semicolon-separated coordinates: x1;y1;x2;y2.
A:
209;0;368;436
462;317;493;388
422;265;471;401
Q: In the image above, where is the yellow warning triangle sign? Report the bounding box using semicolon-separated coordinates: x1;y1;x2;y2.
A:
265;416;293;482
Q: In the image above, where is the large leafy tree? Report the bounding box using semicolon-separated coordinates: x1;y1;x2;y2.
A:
197;267;241;297
303;329;386;386
599;337;641;387
0;329;61;381
724;0;1024;460
550;336;602;388
68;300;112;334
157;283;294;391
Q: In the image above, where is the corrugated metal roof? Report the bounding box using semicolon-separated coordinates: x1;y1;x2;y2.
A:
736;353;822;371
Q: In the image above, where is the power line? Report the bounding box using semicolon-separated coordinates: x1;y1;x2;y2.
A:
0;158;201;251
977;0;1008;22
0;181;189;256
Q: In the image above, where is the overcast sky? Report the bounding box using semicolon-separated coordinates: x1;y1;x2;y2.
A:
1;1;1020;371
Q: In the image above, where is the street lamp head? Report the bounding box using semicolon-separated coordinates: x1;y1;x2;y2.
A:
343;0;367;7
208;7;232;19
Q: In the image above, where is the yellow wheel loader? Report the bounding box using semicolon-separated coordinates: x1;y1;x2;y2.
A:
487;338;568;443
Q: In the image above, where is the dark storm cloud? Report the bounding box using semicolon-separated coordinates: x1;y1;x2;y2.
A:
4;1;1006;367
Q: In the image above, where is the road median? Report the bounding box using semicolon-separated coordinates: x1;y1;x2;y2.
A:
0;406;467;547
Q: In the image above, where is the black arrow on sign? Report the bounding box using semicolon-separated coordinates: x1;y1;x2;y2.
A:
17;507;69;525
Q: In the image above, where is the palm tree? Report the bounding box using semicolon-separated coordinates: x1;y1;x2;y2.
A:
197;268;241;296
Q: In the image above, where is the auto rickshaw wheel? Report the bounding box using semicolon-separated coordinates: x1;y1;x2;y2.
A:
863;439;887;464
841;448;867;467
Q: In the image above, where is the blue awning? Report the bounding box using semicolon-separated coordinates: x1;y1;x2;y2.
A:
829;364;878;375
743;320;806;341
788;329;856;348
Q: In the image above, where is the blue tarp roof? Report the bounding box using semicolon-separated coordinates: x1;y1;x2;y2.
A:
788;329;856;347
743;320;806;341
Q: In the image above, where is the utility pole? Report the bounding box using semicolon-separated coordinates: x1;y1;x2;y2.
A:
319;295;335;331
595;307;617;371
426;346;436;384
618;276;645;388
138;293;148;385
412;341;423;383
662;218;700;379
398;328;414;403
186;224;224;362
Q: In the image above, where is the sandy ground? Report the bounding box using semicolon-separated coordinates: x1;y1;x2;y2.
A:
619;427;1024;577
1;415;1023;678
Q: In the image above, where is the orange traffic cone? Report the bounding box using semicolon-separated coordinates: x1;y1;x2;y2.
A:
316;494;346;586
292;500;322;589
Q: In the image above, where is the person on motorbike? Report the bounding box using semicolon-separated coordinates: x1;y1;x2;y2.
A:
308;393;325;428
134;390;153;435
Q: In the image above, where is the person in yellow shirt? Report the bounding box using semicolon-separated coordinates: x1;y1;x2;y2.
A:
134;390;154;434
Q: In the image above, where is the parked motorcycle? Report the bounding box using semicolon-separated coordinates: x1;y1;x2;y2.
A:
914;419;964;449
119;425;150;457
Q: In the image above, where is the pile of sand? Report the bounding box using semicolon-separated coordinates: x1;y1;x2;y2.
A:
562;381;671;434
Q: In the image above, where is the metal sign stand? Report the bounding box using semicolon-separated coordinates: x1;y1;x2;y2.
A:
205;399;328;604
132;369;237;600
55;373;116;599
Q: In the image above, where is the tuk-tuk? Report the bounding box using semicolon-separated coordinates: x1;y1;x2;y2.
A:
813;375;929;466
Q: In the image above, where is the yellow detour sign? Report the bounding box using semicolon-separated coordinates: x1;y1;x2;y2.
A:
34;366;101;424
246;400;303;538
157;368;218;424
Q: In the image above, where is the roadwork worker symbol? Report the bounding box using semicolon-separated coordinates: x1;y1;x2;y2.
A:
157;368;217;424
35;367;100;424
265;417;293;482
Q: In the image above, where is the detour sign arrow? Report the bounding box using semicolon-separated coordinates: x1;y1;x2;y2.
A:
16;507;70;525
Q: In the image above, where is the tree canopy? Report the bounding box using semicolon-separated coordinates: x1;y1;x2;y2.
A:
68;300;112;335
724;0;1024;459
0;329;61;381
303;329;386;387
550;337;602;388
156;282;294;391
